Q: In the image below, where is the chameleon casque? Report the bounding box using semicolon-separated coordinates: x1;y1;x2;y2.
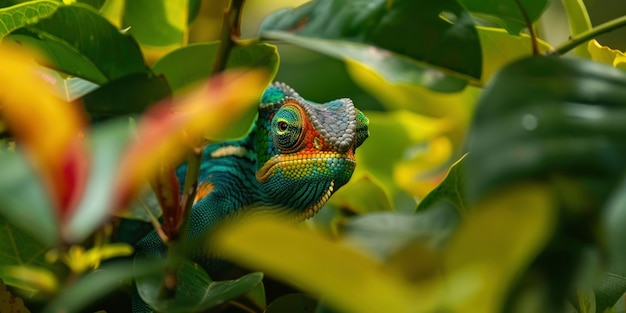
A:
132;82;369;311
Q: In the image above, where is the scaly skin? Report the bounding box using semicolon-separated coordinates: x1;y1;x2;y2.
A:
132;82;369;312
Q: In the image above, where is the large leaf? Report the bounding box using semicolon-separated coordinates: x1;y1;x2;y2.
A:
458;0;549;34
136;256;264;313
153;42;279;92
260;0;481;89
0;0;59;38
4;4;149;84
416;154;467;214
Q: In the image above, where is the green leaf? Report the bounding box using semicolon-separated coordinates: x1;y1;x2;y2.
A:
66;119;134;243
260;0;481;85
458;0;549;35
152;42;279;92
466;56;626;202
0;0;59;38
136;256;264;313
43;259;166;313
0;151;58;247
82;73;171;121
5;4;148;84
265;31;467;93
123;0;187;47
416;154;467;214
266;293;318;313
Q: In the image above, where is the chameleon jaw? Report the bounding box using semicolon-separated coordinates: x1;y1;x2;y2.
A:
293;180;335;222
255;153;356;183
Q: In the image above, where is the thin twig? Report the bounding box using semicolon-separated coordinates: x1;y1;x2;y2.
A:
550;15;626;56
514;0;539;55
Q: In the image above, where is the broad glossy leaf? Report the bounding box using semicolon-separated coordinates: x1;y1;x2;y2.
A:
124;0;188;62
43;259;166;313
136;256;263;312
0;0;59;38
211;216;439;313
261;0;481;85
82;72;171;121
416;154;467;214
5;4;149;84
153;42;279;92
588;39;626;71
263;31;468;92
443;183;557;312
458;0;549;34
466;56;626;202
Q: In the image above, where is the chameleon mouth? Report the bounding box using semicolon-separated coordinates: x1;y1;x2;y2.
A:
255;153;355;183
293;180;335;222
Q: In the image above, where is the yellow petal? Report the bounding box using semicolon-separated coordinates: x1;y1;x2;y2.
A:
588;39;626;71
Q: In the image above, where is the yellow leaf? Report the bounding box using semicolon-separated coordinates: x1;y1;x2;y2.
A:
212;216;440;313
0;46;87;212
588;39;626;71
114;70;269;208
0;266;58;294
443;183;557;312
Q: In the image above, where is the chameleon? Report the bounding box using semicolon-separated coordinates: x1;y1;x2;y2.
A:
132;82;369;312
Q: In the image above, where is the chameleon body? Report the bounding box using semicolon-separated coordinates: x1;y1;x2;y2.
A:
133;82;369;311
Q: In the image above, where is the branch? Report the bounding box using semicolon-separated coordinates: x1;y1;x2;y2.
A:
550;15;626;56
514;0;539;55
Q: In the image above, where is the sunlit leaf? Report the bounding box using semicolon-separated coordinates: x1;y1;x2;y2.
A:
212;216;438;313
562;0;592;58
416;154;467;214
153;41;279;93
261;0;482;85
443;183;557;312
0;280;31;313
0;0;59;38
137;256;264;312
458;0;549;34
588;39;626;71
477;26;552;84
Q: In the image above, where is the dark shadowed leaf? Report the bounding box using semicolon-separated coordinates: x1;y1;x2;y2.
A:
458;0;549;34
136;255;263;313
260;0;481;89
266;293;318;313
0;280;31;313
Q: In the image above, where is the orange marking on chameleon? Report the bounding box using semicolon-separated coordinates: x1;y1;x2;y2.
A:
194;182;215;205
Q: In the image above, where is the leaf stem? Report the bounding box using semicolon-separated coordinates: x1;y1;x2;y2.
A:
212;0;246;75
550;15;626;56
514;0;539;55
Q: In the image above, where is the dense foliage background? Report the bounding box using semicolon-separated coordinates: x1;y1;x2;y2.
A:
1;0;626;312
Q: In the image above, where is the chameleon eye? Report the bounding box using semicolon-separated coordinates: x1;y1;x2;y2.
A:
271;105;305;152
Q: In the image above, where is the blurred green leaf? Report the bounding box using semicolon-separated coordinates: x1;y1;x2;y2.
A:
43;259;166;313
326;175;392;215
136;255;263;313
266;293;318;313
82;73;171;121
261;0;481;86
571;287;596;313
0;151;57;247
152;42;279;92
466;56;626;203
458;0;549;34
5;4;148;84
0;0;59;38
561;0;592;58
66;119;134;243
416;154;467;214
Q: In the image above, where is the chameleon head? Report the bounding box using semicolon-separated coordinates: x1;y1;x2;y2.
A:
255;82;369;220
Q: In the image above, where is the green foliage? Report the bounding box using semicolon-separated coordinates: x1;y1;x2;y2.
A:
0;0;626;312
